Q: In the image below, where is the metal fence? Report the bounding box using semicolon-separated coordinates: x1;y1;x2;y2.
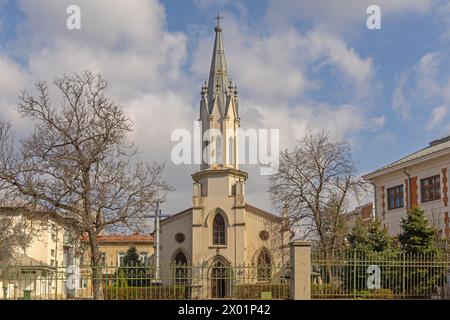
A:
312;250;450;299
0;262;290;300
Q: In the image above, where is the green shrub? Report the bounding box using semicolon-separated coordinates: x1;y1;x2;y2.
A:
312;282;344;298
233;284;289;299
103;285;186;300
354;288;394;299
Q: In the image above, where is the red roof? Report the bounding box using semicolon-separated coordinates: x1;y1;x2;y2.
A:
82;233;153;243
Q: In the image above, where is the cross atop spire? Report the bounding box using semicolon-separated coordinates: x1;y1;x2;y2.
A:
215;13;223;32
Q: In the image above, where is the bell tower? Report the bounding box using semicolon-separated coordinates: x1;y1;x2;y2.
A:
198;14;240;171
191;18;247;264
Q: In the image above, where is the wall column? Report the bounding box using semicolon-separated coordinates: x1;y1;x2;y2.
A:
289;241;311;300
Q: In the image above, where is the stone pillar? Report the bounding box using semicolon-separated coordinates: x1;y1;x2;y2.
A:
289;241;311;300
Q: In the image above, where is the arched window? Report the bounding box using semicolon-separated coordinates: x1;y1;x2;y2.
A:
174;251;188;285
257;249;272;281
174;251;187;265
213;212;226;245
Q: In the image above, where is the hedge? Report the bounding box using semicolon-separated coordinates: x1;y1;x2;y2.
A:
233;284;289;299
103;285;187;300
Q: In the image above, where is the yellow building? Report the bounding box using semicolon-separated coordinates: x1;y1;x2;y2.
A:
0;206;69;299
82;234;154;267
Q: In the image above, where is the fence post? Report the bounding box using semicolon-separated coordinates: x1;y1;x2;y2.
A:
289;241;311;300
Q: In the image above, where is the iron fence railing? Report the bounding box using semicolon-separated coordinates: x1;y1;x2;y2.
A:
0;262;290;300
312;250;450;299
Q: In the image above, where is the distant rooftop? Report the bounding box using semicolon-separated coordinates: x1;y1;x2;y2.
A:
82;233;153;243
364;135;450;179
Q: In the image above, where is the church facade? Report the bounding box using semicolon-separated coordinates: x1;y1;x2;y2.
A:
159;21;288;274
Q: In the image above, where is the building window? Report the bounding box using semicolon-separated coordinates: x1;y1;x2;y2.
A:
51;249;55;257
421;175;441;203
99;252;106;266
50;259;55;267
117;252;126;267
139;252;148;265
257;249;272;281
51;223;57;241
80;277;88;289
213;212;226;245
175;233;185;243
173;251;188;286
259;230;270;241
387;185;404;210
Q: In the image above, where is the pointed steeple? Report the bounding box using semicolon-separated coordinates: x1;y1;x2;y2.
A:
207;14;229;113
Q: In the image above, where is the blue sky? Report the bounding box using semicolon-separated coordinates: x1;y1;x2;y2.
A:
1;0;450;214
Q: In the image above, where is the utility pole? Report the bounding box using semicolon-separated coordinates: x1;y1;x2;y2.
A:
144;199;170;282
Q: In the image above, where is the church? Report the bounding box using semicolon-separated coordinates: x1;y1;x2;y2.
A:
159;19;288;278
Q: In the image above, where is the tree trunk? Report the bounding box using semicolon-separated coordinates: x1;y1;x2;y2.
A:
88;232;103;300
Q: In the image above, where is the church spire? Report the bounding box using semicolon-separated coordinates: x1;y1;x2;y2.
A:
207;14;229;111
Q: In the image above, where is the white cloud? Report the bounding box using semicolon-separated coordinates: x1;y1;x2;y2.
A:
427;105;448;129
393;50;450;128
0;0;196;214
392;72;411;119
191;19;374;101
0;0;385;214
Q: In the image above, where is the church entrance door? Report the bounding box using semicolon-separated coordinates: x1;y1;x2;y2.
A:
211;259;232;298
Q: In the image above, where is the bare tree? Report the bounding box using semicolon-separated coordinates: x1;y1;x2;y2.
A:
0;211;32;264
268;131;367;255
0;71;171;299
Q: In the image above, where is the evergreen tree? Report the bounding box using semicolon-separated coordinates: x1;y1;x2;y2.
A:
117;246;149;287
398;207;437;255
348;218;396;254
123;246;142;266
398;207;442;296
346;218;398;293
347;217;370;252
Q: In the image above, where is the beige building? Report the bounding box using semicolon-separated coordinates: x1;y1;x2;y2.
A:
159;21;288;294
363;136;450;238
0;206;70;299
82;234;154;267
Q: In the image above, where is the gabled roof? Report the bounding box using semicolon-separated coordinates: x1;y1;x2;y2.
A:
160;207;192;225
363;136;450;180
161;203;282;224
81;234;153;243
244;203;283;222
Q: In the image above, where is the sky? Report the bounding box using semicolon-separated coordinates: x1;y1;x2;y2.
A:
1;0;450;216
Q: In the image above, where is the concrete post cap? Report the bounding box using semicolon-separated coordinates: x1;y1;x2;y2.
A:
289;240;311;247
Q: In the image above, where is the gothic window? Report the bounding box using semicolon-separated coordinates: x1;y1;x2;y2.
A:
174;251;187;265
173;251;188;285
216;134;222;165
213;212;226;245
228;136;234;165
257;249;272;281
